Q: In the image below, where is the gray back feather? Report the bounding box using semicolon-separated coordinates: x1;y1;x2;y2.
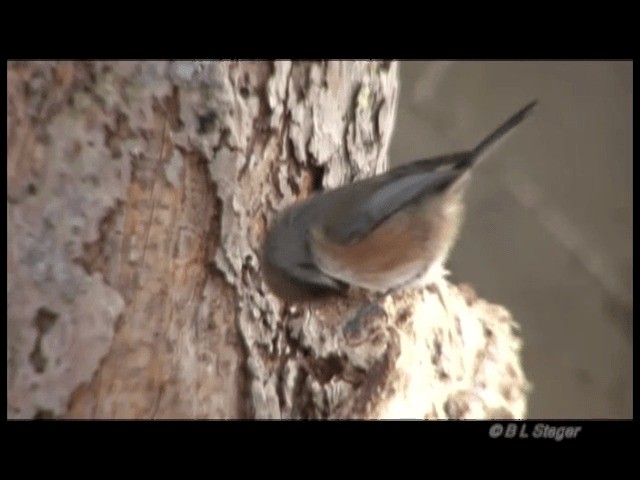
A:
325;167;461;244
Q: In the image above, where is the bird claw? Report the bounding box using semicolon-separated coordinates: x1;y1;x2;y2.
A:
426;279;450;314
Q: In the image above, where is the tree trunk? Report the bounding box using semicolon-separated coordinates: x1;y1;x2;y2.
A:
7;60;529;419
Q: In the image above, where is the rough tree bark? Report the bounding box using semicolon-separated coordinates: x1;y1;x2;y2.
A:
7;61;529;419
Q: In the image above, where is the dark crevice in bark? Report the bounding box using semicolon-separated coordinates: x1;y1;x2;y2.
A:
309;164;326;192
77;204;120;278
29;308;59;374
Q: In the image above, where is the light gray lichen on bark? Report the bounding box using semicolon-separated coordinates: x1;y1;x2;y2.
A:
8;62;126;418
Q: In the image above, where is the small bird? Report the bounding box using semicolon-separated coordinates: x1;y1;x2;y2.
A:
263;101;538;302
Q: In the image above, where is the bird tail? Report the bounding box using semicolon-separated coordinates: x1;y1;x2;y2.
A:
463;100;538;169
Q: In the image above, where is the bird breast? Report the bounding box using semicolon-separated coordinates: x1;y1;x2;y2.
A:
309;197;464;291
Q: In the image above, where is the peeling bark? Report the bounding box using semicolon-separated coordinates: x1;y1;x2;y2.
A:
7;60;528;419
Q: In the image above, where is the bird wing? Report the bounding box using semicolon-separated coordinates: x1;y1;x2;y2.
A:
322;100;539;246
323;166;463;245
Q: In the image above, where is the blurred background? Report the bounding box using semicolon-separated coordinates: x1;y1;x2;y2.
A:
388;61;632;419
